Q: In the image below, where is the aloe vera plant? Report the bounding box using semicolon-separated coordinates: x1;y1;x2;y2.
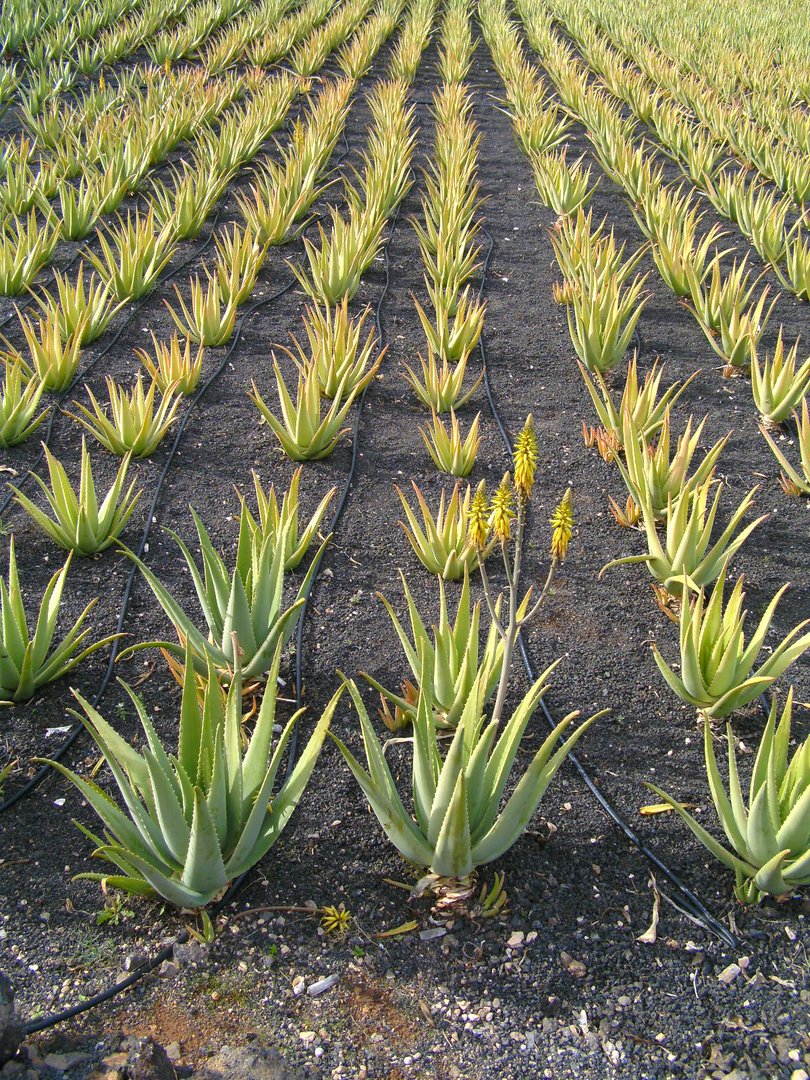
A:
415;287;485;364
238;467;335;571
10;438;141;555
250;359;359;462
88;209;176;302
66;374;183;457
616;411;729;521
402;347;483;413
651;568;810;719
122;506;329;680
362;569;505;730
751;333;810;426
529;148;597;216
41;639;340;907
291;208;383;305
648;691;810;902
33;265;123;345
0;538;117;703
601;478;766;594
760;398;810;495
19;308;86;392
0;357;47;447
165;273;237;347
135;332;204;396
334;655;599;883
420;409;480;476
579;357;696;445
397;481;482;580
282;300;385;401
567;270;649;374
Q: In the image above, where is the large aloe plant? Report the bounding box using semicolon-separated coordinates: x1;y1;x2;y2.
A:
648;691;810;902
42;640;340;908
335;657;601;882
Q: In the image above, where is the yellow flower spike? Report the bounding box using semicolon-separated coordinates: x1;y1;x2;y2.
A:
488;473;515;544
513;414;538;501
550;488;574;561
467;479;489;549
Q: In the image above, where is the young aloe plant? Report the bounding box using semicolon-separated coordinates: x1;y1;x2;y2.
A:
414;286;485;364
282;300;385;401
647;691;810;903
40;639;341;908
66;374;183;457
135;332;204;396
397;481;482;580
250;359;359;461
361;569;507;731
238;467;336;571
402;346;483;413
567;270;649;374
616;410;729;522
420;409;480;477
652;569;810;719
751;332;810;426
529;149;597;216
579;358;696;446
10;438;141;555
165;273;237;347
121;506;330;681
291;208;383;305
19;307;87;392
0;538;118;703
703;285;778;375
88;209;176;302
33;265;123;345
601;477;766;594
760;398;810;496
0;357;48;447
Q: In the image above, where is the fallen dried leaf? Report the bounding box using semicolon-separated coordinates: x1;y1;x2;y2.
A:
639;802;697;816
374;920;419;939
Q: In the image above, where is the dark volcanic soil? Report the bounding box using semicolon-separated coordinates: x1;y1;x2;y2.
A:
1;14;809;1080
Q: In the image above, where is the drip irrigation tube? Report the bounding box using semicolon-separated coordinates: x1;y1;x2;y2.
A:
23;933;190;1037
475;226;739;949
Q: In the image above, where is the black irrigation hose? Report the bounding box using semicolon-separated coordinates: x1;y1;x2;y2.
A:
0;209;224;521
0;273;295;814
475;226;739;949
23;932;190;1037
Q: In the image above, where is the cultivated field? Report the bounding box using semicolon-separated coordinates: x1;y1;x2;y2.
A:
0;0;808;1076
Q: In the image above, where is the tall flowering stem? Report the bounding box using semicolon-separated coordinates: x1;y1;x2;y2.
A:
468;414;572;729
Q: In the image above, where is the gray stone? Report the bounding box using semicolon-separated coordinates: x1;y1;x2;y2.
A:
191;1044;303;1080
0;975;24;1067
121;1036;176;1080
